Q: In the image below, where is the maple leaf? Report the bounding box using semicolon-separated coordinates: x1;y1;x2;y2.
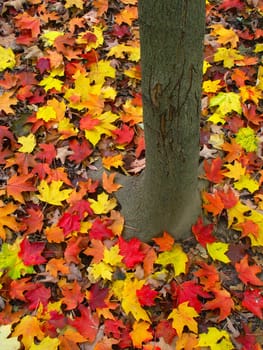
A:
224;160;246;180
175;332;199;350
209;92;242;116
118;236;146;268
65;0;84;9
46;258;70;278
6;173;35;203
155;244;188;276
214;47;244;68
12;315;44;349
88;283;108;311
102;154;124;170
15;12;41;45
0;91;18;114
152;231;175;251
28;336;60;350
60;280;84;310
0;324;20;350
25;283;51;310
192;217;215;247
113;276;151;322
37;180;72;206
194;261;220;291
0;46;16;71
88;261;114;281
0;239;34;279
89;192;117;214
58;212;81;236
204;157;224;183
235;255;263;286
242;289;263;319
168;301;198;337
210;24;239;48
203;288;234;321
207;242;230;263
202;191;224;216
83;239;104;264
136;284;158;307
103;244;123;266
235;127;258;152
171;280;211;313
198;327;234;349
102;172;122;193
19;237;46;266
234;174;259;193
129;321;152;348
69;305;99;341
0;202;21;240
68;138;93;164
93;0;109;16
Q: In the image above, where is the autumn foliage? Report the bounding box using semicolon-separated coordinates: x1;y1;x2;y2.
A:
0;0;263;349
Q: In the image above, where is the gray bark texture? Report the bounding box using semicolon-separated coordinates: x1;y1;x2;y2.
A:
116;0;206;241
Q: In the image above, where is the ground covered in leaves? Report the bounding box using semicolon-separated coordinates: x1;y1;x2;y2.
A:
0;0;263;349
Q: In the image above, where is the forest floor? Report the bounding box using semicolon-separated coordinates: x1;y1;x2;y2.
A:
0;0;263;349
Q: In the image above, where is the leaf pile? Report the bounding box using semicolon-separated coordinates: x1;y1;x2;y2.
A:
0;0;263;349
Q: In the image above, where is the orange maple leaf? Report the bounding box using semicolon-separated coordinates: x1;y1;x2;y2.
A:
153;231;175;252
235;255;263;286
93;0;109;16
203;288;234;321
83;239;104;264
115;6;138;26
203;191;224;216
0;91;18;114
0;202;21;240
203;157;225;184
102;172;122;193
6;174;36;203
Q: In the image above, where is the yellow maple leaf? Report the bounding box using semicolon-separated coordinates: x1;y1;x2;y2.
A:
89;60;115;86
129;321;153;348
87;261;113;281
121;277;150;322
83;111;119;146
203;60;211;74
207;242;230;263
256;65;263;90
89;192;117;214
41;31;64;46
39;76;63;92
203;79;222;93
76;26;104;51
36;105;57;122
214;47;244;68
209;92;242;115
18;134;36;153
155;244;188;276
210;24;239;48
0;46;16;71
234;174;259;193
107;43;140;62
29;336;60;350
168;302;199;337
102;154;124;170
198;327;234;349
37;180;72;206
65;0;84;9
227;201;249;227
224;161;246;181
103;245;123;266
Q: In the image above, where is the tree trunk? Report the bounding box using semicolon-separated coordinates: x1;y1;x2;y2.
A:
116;0;205;241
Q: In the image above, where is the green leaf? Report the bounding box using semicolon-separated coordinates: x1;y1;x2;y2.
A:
235;127;258;152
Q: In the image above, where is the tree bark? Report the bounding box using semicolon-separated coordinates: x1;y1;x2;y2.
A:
116;0;205;241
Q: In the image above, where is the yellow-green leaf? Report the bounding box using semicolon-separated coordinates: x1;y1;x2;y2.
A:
214;47;244;68
235;127;258;152
234;174;259;193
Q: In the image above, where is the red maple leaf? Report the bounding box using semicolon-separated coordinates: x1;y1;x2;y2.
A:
36;57;51;74
218;0;245;10
64;236;88;264
112;124;134;145
88;283;108;311
136;284;158;307
58;212;81;237
235;255;263;286
155;320;177;345
69;138;93;164
21;206;44;235
25;283;51;310
69;305;99;341
217;187;239;209
35;143;57;164
9;278;35;301
242;289;263;319
171;280;211;313
68;199;93;218
89;218;113;240
19;237;46;266
192;217;215;247
118;237;146;268
104;319;126;339
236;324;260;349
203;157;225;183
